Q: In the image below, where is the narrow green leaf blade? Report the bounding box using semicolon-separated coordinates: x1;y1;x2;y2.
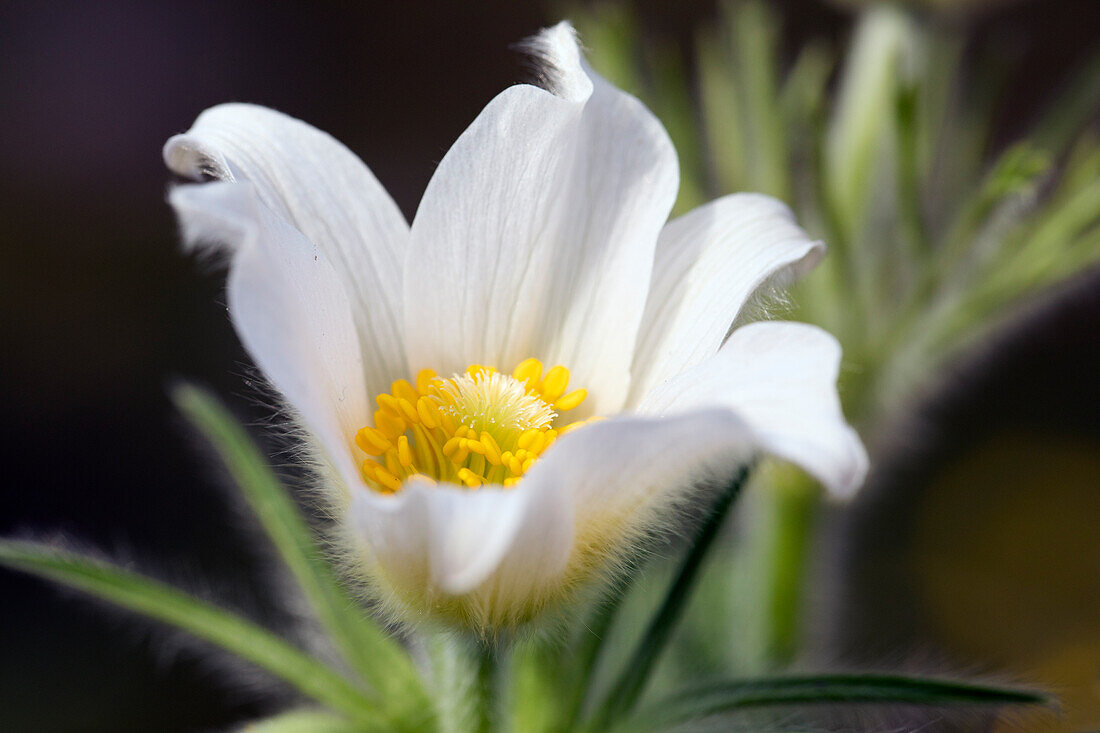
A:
587;466;752;731
621;673;1050;730
0;540;380;724
825;5;911;243
566;578;634;719
173;385;428;719
697;27;747;195
732;0;791;201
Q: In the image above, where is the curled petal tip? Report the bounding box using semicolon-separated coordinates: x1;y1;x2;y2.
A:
521;20;592;102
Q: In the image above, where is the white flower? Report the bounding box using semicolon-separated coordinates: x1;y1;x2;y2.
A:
164;23;866;630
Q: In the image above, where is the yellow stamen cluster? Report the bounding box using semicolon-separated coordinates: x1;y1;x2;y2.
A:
354;358;599;492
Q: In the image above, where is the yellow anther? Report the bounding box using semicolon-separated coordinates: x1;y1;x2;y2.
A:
374;468;402;492
377;393;401;413
456;468;482;488
375;410;405;438
396;398;419;424
517;428;539;450
466;364;495;378
397;436;413;467
361;458;383;480
355;426;392;456
480;431;502;465
526;431;547;455
392;379;419;405
384;451;401;477
541;366;570;401
356;358;593;493
554;388;587;411
411;424;440;473
416;396;440;428
512;357;543;388
415;368;438;395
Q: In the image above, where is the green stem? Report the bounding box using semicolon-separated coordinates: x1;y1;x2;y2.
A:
473;642;495;733
433;634;495;733
756;468;820;665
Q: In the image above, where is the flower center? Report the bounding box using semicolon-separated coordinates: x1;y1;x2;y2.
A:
354;358;597;492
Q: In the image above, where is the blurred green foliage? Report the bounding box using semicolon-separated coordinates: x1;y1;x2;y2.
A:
572;0;1100;705
575;1;1100;427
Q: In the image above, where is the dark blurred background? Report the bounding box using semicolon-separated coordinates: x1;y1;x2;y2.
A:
1;1;1096;731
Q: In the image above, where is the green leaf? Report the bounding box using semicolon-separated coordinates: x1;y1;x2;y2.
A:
617;673;1050;731
552;576;636;731
825;5;911;244
236;710;359;733
697;27;747;194
173;385;430;724
895;80;928;258
779;41;833;146
646;41;707;215
0;540;381;725
934;142;1051;287
731;0;791;202
585;466;752;731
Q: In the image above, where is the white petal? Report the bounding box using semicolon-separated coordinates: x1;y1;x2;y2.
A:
169;182;367;497
351;474;572;619
404;23;677;415
629;194;823;405
164;104;409;398
639;321;867;497
525;410;756;561
351;410;754;626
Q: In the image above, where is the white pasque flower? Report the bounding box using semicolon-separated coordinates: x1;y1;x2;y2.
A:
164;23;866;630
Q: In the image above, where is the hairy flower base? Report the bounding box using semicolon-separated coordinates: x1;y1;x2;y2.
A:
355;360;598;492
367;493;644;632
